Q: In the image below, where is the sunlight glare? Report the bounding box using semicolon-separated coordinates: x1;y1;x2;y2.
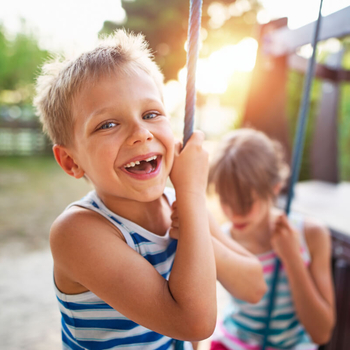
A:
179;37;258;94
163;80;185;114
257;9;271;24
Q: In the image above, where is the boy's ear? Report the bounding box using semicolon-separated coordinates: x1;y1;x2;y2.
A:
53;144;85;179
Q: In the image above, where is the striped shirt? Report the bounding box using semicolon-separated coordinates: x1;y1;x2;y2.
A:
212;213;317;350
54;188;192;350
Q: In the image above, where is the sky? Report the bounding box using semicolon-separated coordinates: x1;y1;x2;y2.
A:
260;0;350;28
1;0;126;55
1;0;350;55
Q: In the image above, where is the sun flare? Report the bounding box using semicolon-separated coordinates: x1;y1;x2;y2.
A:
179;37;258;95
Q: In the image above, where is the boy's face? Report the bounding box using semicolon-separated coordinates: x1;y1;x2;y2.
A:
66;68;175;204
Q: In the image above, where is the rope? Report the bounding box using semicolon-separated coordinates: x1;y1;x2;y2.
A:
173;1;203;347
183;0;203;147
261;1;324;349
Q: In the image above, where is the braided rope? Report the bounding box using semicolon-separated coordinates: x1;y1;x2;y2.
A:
183;0;203;147
173;2;203;348
261;1;324;349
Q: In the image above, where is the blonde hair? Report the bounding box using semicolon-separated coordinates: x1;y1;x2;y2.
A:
208;128;289;215
34;29;164;146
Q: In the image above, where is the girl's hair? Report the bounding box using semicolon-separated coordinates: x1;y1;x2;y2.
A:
33;29;164;147
208;128;289;215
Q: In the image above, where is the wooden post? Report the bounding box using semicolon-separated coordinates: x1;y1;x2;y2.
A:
242;18;291;162
310;50;343;183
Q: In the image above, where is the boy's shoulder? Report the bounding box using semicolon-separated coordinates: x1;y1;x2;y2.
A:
52;204;109;232
50;205;125;256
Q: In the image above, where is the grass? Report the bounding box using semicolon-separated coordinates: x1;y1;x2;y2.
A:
0;152;228;254
0;156;92;252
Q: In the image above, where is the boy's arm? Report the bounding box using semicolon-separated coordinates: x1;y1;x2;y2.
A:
208;212;267;303
271;215;335;344
51;131;217;342
168;131;217;336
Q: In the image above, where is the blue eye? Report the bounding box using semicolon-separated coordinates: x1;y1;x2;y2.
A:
100;122;117;130
143;112;158;120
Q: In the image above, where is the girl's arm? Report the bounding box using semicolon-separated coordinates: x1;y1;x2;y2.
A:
170;205;267;303
208;212;267;303
271;215;335;344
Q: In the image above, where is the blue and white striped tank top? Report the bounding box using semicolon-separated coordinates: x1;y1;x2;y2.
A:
54;188;192;350
212;213;317;350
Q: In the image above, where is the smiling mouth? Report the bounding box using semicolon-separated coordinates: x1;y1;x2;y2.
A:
123;155;159;175
234;223;248;230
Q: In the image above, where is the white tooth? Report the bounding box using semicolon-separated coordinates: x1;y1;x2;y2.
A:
135;161;140;165
124;162;137;168
145;155;157;162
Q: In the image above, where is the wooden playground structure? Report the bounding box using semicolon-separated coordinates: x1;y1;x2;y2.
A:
242;6;350;350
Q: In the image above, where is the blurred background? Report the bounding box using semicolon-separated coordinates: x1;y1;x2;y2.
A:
1;0;350;349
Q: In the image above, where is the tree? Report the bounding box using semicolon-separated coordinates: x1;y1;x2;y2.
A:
0;21;49;104
99;0;262;81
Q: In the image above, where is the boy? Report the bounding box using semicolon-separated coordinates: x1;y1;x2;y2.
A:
34;30;265;350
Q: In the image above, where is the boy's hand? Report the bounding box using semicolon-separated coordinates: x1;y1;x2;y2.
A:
270;214;302;262
169;201;180;240
170;131;208;195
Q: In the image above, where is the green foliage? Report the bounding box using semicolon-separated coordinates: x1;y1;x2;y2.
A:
340;40;350;181
99;0;261;81
0;21;50;125
287;71;350;182
0;21;49;104
339;83;350;181
286;71;321;181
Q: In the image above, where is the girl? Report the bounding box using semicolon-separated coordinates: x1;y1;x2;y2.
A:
207;129;335;350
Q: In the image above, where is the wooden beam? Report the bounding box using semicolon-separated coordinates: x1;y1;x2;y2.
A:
288;54;350;82
242;18;291;162
263;6;350;56
288;54;336;81
310;50;342;183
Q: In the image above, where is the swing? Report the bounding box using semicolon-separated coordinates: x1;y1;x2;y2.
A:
261;0;324;348
179;0;323;348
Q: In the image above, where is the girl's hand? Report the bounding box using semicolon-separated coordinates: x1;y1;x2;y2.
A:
270;214;302;262
169;201;180;240
170;131;208;196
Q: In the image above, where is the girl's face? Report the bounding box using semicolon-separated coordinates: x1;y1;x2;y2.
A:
221;196;271;233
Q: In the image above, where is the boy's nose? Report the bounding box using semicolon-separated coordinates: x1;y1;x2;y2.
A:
126;123;154;146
